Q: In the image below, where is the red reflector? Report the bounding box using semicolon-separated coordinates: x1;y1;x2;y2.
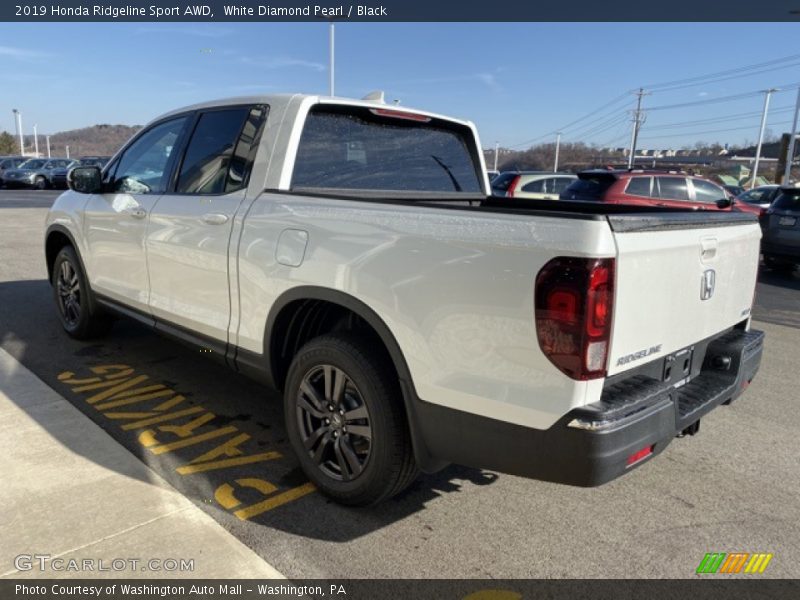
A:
626;445;653;466
369;108;432;122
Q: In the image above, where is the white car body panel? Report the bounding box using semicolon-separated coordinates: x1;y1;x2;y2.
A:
606;222;760;375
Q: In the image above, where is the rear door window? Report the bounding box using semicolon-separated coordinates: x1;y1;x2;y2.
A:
176;107;252;195
522;179;544;193
656;177;690;201
625;176;652;197
292;106;483;195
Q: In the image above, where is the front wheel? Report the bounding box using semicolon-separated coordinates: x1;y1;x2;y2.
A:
283;334;418;505
52;246;112;339
34;175;47;190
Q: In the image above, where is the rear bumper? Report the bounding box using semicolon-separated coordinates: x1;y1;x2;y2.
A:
411;327;764;486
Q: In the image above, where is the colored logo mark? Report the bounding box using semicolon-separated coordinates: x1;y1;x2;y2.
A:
696;552;773;574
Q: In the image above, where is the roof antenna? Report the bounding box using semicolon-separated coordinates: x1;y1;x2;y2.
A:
362;90;386;103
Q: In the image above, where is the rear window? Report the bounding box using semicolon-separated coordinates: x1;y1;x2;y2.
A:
562;175;615;200
292;106;482;195
773;189;800;211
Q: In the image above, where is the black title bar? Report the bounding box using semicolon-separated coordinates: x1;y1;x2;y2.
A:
2;0;800;22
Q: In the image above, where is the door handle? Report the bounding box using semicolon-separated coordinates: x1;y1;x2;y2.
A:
124;208;147;219
202;213;229;225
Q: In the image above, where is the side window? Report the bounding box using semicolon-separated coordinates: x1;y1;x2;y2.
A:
656;177;690;201
550;177;573;194
112;116;188;195
625;176;652;197
522;179;544;193
692;179;726;203
176;107;250;195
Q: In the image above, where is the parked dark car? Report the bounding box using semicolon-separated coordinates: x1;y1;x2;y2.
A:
2;158;75;189
736;185;780;215
761;186;800;271
723;184;745;198
0;156;27;187
51;156;110;189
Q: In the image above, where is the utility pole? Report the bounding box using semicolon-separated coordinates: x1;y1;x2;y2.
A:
12;109;24;155
493;141;499;171
627;88;648;169
33;124;39;157
783;87;800;185
329;22;335;96
45;135;51;158
752;88;778;189
553;132;562;172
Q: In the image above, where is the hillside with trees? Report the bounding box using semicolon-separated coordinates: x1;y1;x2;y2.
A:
0;124;142;158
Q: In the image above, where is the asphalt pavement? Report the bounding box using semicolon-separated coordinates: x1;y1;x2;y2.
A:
1;189;799;578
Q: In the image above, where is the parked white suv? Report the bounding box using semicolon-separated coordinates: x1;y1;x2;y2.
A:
45;94;764;505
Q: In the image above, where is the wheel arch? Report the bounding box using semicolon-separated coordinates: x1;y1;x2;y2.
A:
261;286;446;473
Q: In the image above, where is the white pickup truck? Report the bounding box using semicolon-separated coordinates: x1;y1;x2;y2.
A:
45;94;764;505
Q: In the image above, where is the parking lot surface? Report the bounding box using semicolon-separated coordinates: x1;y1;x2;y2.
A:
1;189;799;578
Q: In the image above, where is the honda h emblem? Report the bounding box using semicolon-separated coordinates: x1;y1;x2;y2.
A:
701;269;716;300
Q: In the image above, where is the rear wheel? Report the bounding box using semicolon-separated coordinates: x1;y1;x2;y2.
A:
34;175;47;190
284;333;418;505
52;246;112;339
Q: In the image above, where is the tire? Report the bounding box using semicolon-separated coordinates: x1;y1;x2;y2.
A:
284;333;418;506
52;246;112;339
34;175;47;190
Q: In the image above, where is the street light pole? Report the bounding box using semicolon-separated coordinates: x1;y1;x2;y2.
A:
553;132;562;172
45;135;51;158
493;141;499;171
752;88;777;189
65;145;70;159
783;87;800;185
329;22;335;96
33;124;39;157
12;109;24;155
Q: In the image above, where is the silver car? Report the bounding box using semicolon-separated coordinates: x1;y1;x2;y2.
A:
2;158;76;190
0;156;27;187
490;171;577;199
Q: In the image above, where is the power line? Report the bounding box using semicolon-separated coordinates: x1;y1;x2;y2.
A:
641;53;800;91
645;105;795;131
509;92;632;148
638;118;793;141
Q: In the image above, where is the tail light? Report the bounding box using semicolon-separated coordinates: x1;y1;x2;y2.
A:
534;257;615;380
507;176;521;198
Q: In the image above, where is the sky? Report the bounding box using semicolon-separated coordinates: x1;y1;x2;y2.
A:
1;21;799;151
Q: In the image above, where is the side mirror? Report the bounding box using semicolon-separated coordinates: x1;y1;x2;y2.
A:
67;166;103;194
715;197;733;209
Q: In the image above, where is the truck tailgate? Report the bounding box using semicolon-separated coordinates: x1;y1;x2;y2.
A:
606;212;760;376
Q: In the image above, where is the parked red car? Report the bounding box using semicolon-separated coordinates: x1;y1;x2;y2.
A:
560;170;760;214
